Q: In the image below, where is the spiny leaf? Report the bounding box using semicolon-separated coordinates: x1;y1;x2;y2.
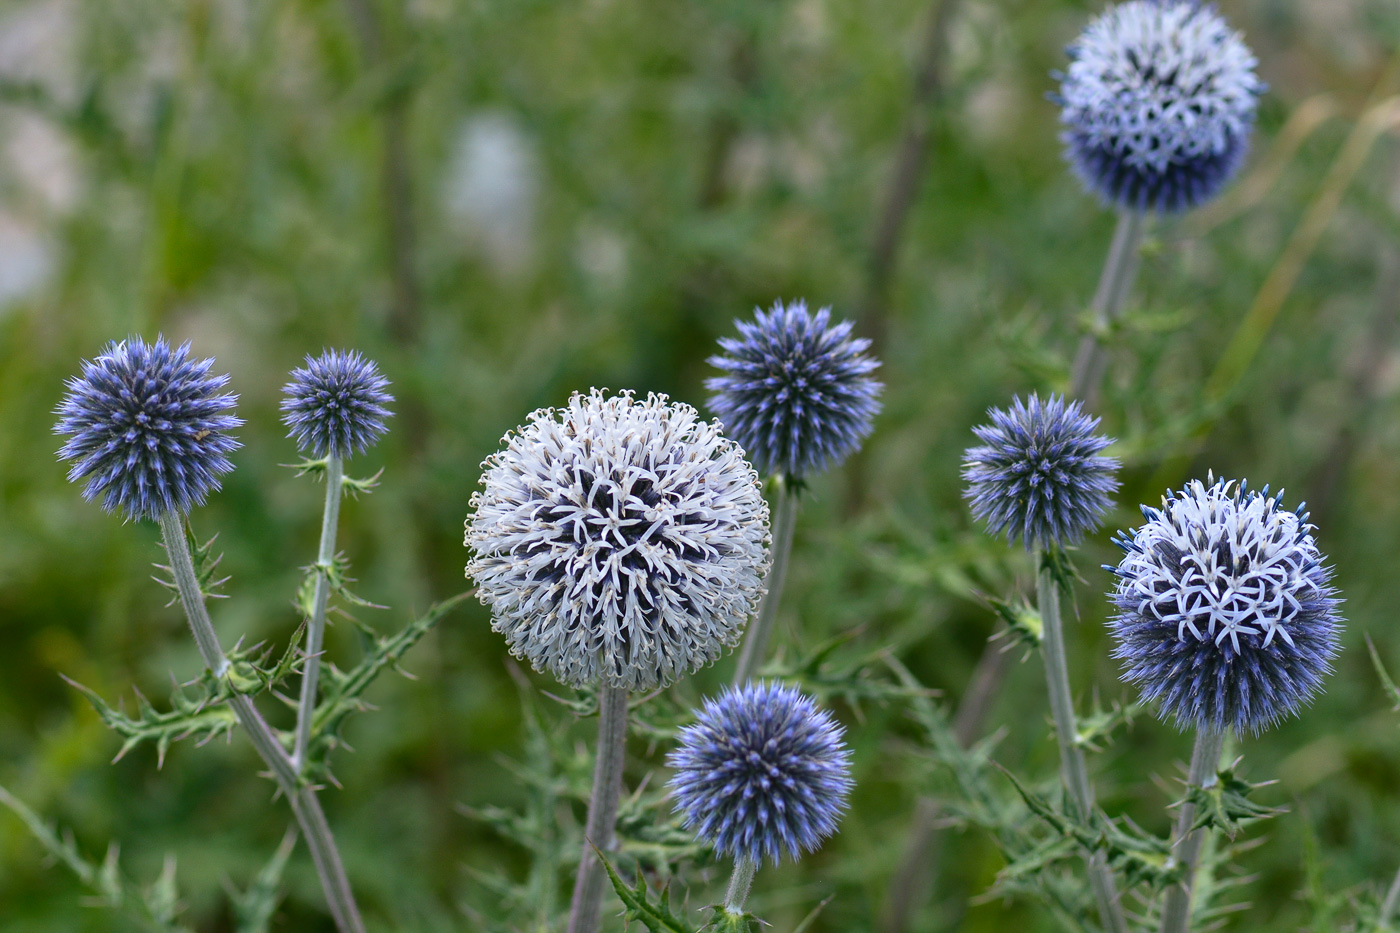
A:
63;675;239;767
597;846;695;933
231;827;298;933
1185;764;1284;840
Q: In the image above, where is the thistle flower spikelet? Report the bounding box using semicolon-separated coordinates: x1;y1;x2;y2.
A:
1107;477;1341;733
668;681;852;866
963;394;1119;550
55;336;242;521
281;349;393;458
465;389;770;691
1057;0;1264;212
707;300;882;480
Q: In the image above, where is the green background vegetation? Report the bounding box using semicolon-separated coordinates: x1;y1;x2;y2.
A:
1;0;1399;929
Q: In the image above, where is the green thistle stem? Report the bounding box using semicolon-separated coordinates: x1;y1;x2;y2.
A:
156;510;365;933
1158;726;1227;933
1036;555;1127;933
724;856;757;915
1070;208;1148;403
1382;864;1400;930
568;682;629;933
733;478;799;685
294;455;345;772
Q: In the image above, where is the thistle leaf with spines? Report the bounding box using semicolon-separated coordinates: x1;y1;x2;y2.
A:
597;848;696;933
1184;762;1284;840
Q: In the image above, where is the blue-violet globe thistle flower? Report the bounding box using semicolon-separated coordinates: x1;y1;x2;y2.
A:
1057;0;1265;213
962;394;1120;551
1107;477;1342;734
668;681;852;866
465;389;771;692
281;349;393;458
707;300;882;481
55;336;242;521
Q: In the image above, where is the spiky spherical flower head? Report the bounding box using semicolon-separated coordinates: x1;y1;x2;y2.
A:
465;389;770;692
962;394;1120;551
1107;478;1342;734
706;300;882;481
1057;0;1265;213
54;336;242;521
668;681;852;866
280;350;393;459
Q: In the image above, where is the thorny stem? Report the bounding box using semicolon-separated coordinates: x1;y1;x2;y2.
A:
156;511;366;933
1069;209;1148;405
1037;556;1128;933
1158;727;1227;933
733;479;799;686
724;856;757;915
295;455;345;772
567;683;629;933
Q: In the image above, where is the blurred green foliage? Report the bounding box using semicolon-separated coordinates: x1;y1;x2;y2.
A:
2;0;1400;929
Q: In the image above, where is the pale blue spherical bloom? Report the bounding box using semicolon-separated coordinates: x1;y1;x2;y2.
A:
707;300;882;481
1107;477;1341;734
281;349;393;458
466;390;770;691
55;336;242;521
668;681;852;866
962;394;1119;551
1057;0;1265;212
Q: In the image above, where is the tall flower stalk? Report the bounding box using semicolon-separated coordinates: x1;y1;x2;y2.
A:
962;394;1125;930
54;337;367;933
1069;209;1147;402
1106;478;1341;931
281;349;394;774
466;390;770;933
708;301;881;682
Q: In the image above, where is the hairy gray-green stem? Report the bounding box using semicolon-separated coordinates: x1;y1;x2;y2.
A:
1037;558;1127;933
157;510;365;933
1158;727;1227;933
1382;863;1400;930
724;856;757;915
733;480;798;685
295;455;344;772
567;683;629;933
1069;209;1148;403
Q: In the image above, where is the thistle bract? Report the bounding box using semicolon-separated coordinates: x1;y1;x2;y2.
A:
1057;0;1264;212
962;394;1119;551
1107;478;1342;734
55;336;242;521
668;681;852;866
707;300;882;480
281;349;393;458
465;389;770;692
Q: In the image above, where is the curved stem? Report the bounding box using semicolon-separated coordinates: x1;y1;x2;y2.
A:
295;455;345;772
724;856;757;915
1158;727;1227;933
156;511;366;933
1382;865;1400;931
568;683;629;933
1069;209;1148;404
1037;556;1127;933
732;479;799;685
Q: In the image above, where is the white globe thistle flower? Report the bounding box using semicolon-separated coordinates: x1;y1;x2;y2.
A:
466;389;771;692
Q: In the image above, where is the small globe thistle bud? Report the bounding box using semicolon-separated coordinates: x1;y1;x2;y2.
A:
1107;478;1342;734
667;681;852;866
465;389;770;692
962;394;1120;551
54;336;242;521
280;350;393;458
1057;0;1265;213
706;300;882;481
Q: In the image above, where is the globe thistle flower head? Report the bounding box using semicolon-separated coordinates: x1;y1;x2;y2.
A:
706;300;882;481
667;681;852;866
281;349;393;458
1057;0;1265;212
54;336;242;521
1107;477;1342;734
962;393;1120;551
465;389;770;692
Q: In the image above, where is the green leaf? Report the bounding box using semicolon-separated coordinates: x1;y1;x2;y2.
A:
597;846;695;933
232;828;298;933
1185;764;1285;840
